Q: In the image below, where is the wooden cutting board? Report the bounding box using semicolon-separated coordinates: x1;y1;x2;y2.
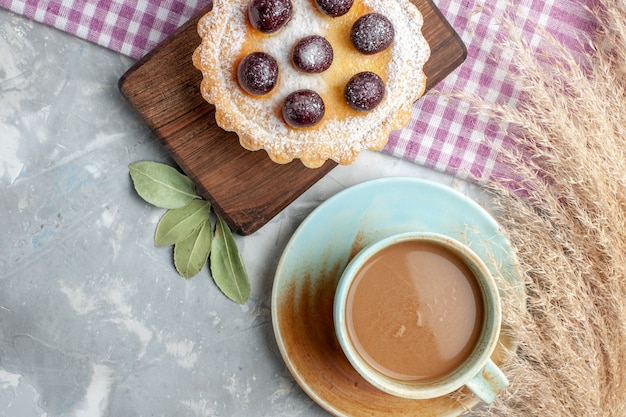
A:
119;0;466;235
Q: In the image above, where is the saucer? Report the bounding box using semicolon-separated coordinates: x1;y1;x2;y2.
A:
271;177;522;416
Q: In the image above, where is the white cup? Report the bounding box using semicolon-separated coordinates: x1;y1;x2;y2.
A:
333;231;508;403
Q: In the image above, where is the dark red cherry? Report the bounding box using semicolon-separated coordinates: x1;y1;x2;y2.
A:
282;90;325;127
315;0;353;17
292;35;333;73
237;52;279;95
248;0;293;33
350;13;395;54
344;71;385;111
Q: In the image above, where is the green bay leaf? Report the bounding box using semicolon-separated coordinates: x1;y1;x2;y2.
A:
129;161;198;209
155;200;211;247
174;218;213;279
210;215;250;304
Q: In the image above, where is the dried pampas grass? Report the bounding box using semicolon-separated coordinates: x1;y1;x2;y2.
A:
456;0;626;415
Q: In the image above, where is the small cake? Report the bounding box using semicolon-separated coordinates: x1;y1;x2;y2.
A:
193;0;430;168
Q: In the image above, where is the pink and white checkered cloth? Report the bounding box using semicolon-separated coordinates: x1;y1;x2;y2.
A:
0;0;209;60
386;0;596;182
0;0;597;183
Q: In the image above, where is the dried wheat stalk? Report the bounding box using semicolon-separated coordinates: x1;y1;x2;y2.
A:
455;0;626;415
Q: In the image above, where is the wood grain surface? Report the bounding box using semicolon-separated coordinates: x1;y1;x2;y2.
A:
119;0;466;235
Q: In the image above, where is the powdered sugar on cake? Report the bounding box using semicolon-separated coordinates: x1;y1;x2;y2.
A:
193;0;430;167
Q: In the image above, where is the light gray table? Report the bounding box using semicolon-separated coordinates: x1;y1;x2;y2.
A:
0;9;478;417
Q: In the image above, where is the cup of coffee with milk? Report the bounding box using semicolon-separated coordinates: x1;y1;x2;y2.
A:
334;231;508;403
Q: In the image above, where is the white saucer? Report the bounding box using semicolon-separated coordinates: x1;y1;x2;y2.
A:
271;177;521;416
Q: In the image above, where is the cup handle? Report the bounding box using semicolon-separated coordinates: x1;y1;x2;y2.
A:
464;359;509;404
